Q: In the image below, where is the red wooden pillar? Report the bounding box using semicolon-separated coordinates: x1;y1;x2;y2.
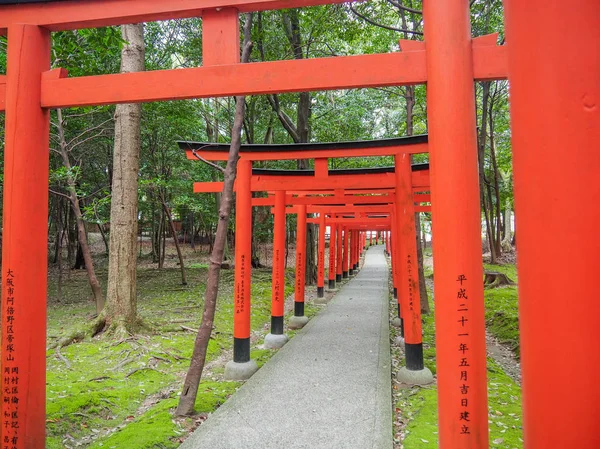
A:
270;191;286;335
317;212;326;298
289;204;308;329
396;154;432;384
390;207;403;337
336;223;343;283
342;227;349;279
370;232;373;247
423;0;488;447
385;230;391;256
232;159;254;364
349;230;356;276
354;230;359;270
505;2;600;448
328;222;337;290
1;24;50;449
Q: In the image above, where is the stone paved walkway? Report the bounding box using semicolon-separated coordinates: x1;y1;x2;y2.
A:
180;245;392;449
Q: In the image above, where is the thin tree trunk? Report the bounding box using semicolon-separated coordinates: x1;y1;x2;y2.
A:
98;222;109;254
488;93;502;258
485;182;497;263
502;198;513;251
176;14;253;416
415;212;430;314
56;108;105;313
103;23;145;336
162;199;187;285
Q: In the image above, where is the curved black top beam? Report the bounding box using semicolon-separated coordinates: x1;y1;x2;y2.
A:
178;135;428;153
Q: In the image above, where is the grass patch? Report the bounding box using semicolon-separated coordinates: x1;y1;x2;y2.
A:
484;262;519;357
46;264;296;448
395;262;523;449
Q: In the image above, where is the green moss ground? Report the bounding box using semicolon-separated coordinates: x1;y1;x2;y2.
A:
484;263;520;357
395;261;523;449
46;265;296;448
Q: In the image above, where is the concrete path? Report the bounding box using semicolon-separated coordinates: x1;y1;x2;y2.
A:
180;245;392;449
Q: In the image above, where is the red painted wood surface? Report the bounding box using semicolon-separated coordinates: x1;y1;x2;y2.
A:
424;1;488;447
295;204;307;305
396;154;423;346
505;1;600;448
233;160;252;339
1;24;51;449
317;213;326;289
271;191;286;319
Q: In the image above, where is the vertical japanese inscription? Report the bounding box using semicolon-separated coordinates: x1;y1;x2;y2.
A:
273;249;281;303
236;255;246;314
406;254;414;312
3;269;20;449
456;273;470;435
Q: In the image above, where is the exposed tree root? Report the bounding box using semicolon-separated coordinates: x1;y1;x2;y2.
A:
484;271;515;289
50;312;149;349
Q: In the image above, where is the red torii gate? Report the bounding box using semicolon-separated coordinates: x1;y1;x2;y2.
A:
188;145;434;384
0;1;596;448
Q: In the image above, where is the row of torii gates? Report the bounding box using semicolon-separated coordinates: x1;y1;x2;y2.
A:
0;0;597;448
180;137;435;384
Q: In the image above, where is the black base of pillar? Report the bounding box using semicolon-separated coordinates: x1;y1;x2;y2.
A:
317;286;324;298
393;288;398;299
400;317;404;338
405;343;425;371
349;269;354;276
233;337;251;363
343;271;349;279
294;301;304;316
336;274;342;283
328;279;336;290
271;315;284;335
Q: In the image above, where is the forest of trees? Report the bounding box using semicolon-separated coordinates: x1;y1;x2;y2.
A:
0;0;513;339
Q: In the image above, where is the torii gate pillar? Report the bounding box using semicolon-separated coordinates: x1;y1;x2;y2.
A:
342;227;349;279
423;0;488;446
315;212;327;304
328;222;337;291
395;154;433;385
264;191;289;349
1;24;51;449
335;224;343;283
225;159;259;380
505;2;600;448
289;204;309;329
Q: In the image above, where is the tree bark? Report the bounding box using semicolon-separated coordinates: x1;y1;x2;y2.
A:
103;23;145;336
56;108;105;313
176;14;253;416
415;212;430;314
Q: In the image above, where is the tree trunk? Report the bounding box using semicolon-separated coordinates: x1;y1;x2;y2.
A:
415;212;430;314
98;222;109;254
162;199;187;285
488;90;503;258
501;198;513;251
56;108;105;313
176;14;254;416
485;182;497;263
103;23;145;336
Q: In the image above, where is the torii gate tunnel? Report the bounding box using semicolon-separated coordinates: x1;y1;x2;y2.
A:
0;0;598;448
185;144;433;376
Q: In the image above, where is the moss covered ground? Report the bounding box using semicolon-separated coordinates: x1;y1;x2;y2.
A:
394;260;523;449
45;264;300;448
484;263;520;357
